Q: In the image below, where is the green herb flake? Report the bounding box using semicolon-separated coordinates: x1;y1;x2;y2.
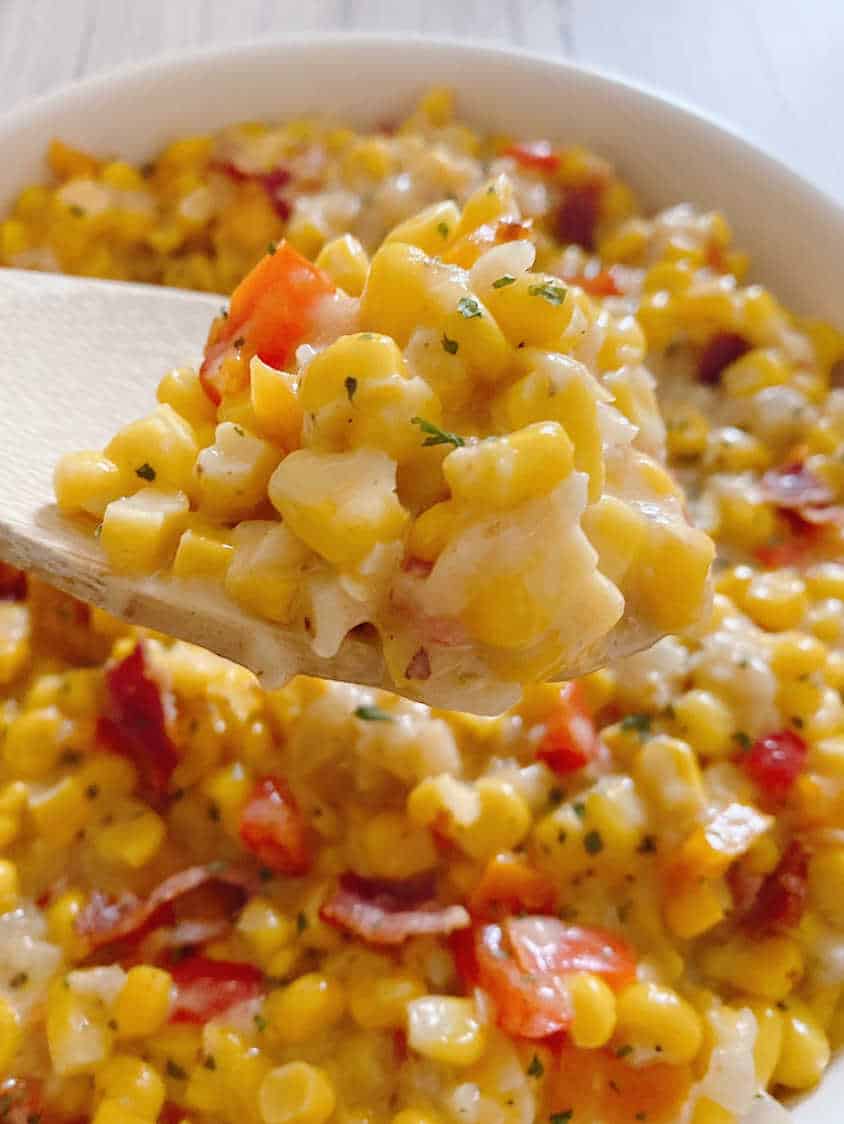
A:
254;1013;268;1032
620;713;652;739
354;704;394;722
437;221;450;239
203;1055;217;1070
411;416;466;449
135;462;156;482
296;911;308;934
550;1113;573;1124
492;274;517;289
457;295;482;319
528;281;567;306
733;730;751;750
85;784;99;800
344;376;358;401
442;333;459;355
572;801;586;819
166;1059;188;1081
69;204;85;218
527;1054;544;1078
233;337;246;350
615;1044;633;1058
583;829;604;855
635;1114;648;1122
8;972;28;989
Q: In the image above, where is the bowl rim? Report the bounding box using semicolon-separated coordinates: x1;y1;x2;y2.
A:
1;29;841;221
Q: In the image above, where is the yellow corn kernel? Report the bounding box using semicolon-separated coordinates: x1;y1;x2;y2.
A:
173;523;234;580
76;753;138;800
306;233;368;301
114;965;172;1038
224;520;308;623
265;974;346;1045
455;777;531;861
664;878;727;939
0;780;25;848
722;348;790;397
195;421;281;522
745;1001;784;1088
578;667;616;712
716;493;778;552
3;704;69;778
96;1054;166;1117
700;935;804;1001
0;993;21;1071
105;404;198;495
691;1100;736;1124
46;889;88;958
599;218;650;264
500;352;605;500
0;217;30;260
778;675;824;728
259;1062;336;1124
481;270;572;350
248;356;303;451
614;981;703;1065
46;975;115;1075
771;631;827;679
671;689;735;758
54;451;129;519
666;407;709;459
0;604;30;686
808;848;844;928
444;422;574;510
741;571;808;631
363;810;438;879
157;365;217;430
299;332;441;462
349;973;426;1030
91;1100;148;1124
773;999;830;1090
100;487;189;573
407;501;457;563
386;200;461;255
269;447;408;568
567;972;617;1048
456;174;517;237
625;520;715;633
236;897;296;963
392;1112;442;1124
93;800;165;868
200;761;252;837
806;562;844;601
406;995;487;1066
28;775;92;847
582;495;647;585
633;735;705;821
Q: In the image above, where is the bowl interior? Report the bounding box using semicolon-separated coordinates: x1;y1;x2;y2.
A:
0;35;841;1119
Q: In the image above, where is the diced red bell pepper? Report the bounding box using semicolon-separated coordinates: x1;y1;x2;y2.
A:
536;683;600;775
504;141;560;174
697;332;750;385
740;728;808;802
744;840;809;932
239;775;312;876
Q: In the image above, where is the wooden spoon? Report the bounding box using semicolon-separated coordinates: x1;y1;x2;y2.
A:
0;269;386;691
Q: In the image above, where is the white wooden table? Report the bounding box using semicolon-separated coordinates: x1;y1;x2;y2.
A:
1;0;842;204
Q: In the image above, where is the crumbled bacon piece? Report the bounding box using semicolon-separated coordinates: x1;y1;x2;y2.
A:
744;841;809;932
0;562;26;601
320;872;469;946
405;647;431;681
97;642;179;802
697;332;750;385
759;462;835;510
169;955;264;1023
553;181;604;250
77;863;259;951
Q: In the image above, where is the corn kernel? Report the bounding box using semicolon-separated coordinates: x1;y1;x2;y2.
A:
96;1054;166;1117
195;421;281;522
614;981;703;1065
633;735;705;821
407;995;487;1066
115;965;173;1038
363;810;438;879
3;704;69;778
773;999;830;1089
224;521;308;623
100;487;189;573
455;777;531;861
93;800;165;868
568;971;617;1048
386;200;460;255
54;451;129;518
173;524;234;580
671;690;735;758
700;935;804;1001
349;973;426;1030
265;974;346;1044
0;994;21;1071
808;848;844;928
92;1100;149;1124
28;775;92;847
237;897;296;963
691;1100;736;1124
259;1062;336;1124
741;571;808;631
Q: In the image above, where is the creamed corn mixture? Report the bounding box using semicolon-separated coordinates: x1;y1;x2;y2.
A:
0;88;843;1124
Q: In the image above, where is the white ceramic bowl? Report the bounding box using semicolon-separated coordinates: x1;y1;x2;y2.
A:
0;34;841;1120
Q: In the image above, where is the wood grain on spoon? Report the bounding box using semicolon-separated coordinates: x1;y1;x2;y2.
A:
0;269;385;690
